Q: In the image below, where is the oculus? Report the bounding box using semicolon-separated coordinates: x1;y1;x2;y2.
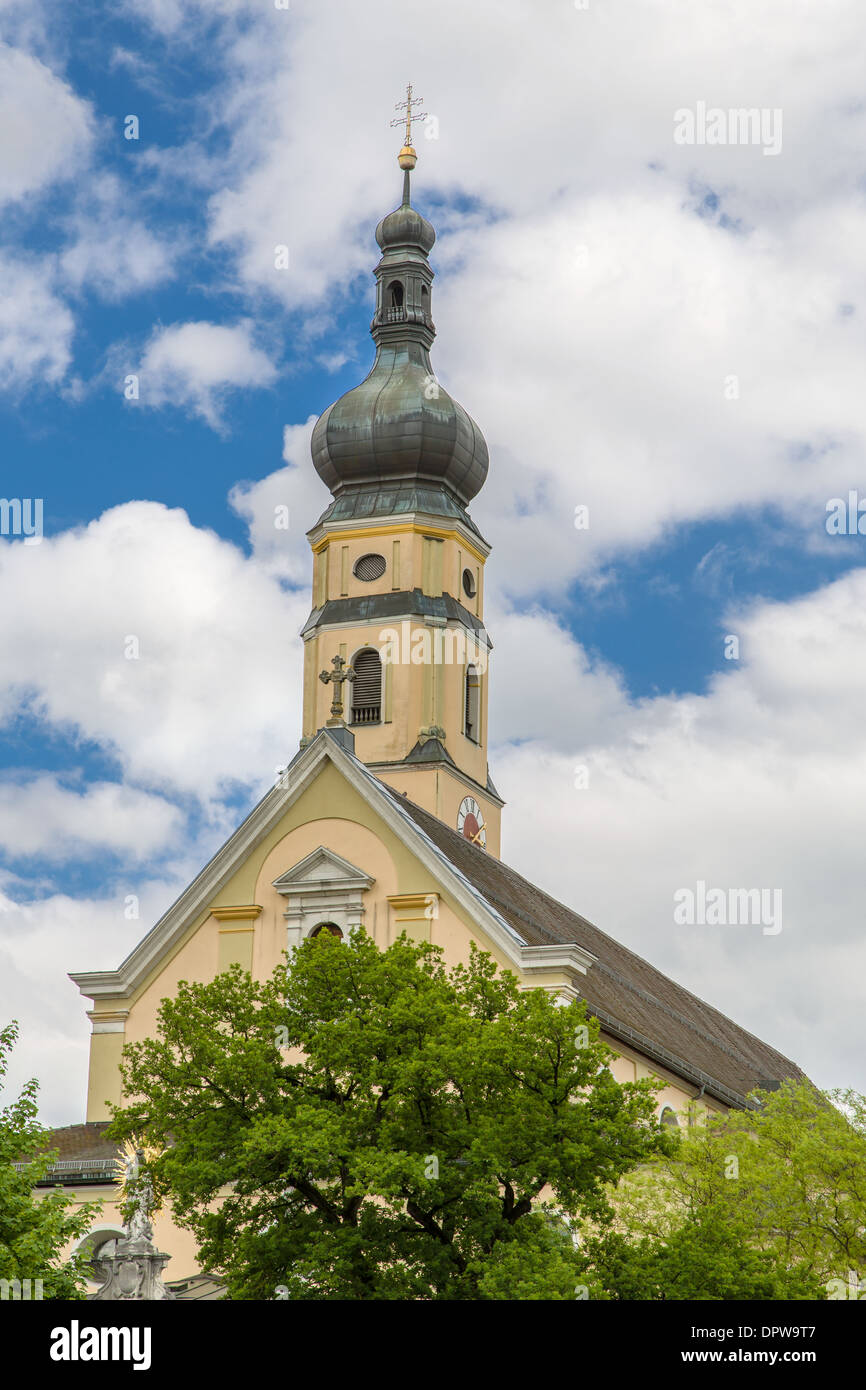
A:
353;553;387;582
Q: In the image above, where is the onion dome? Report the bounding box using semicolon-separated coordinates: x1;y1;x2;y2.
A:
311;356;489;506
375;189;435;256
310;146;489;508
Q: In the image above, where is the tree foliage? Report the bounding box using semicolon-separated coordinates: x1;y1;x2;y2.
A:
580;1215;826;1300
0;1022;98;1299
605;1078;866;1296
109;932;668;1299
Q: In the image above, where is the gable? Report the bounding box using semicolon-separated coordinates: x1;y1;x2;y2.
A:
70;738;566;1025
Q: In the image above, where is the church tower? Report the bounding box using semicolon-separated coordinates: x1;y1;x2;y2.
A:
301;97;503;856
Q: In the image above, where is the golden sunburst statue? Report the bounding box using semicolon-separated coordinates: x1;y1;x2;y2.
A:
114;1136;165;1192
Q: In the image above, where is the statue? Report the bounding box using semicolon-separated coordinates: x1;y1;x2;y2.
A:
90;1148;174;1300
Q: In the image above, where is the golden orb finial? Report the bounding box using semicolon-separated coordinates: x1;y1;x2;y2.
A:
398;144;417;171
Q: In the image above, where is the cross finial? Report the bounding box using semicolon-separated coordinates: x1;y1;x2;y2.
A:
319;654;356;726
391;82;427;147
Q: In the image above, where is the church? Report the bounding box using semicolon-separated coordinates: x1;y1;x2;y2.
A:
44;110;804;1293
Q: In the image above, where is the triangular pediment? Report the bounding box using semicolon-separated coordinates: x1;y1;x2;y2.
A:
71;730;584;1008
273;846;374;895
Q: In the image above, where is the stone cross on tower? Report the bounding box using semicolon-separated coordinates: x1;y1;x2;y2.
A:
319;654;355;726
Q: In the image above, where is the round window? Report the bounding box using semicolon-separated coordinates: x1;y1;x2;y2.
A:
353;553;386;582
462;568;476;598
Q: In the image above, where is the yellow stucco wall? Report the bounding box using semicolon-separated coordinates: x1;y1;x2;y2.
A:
303;519;495;841
312;525;486;615
305;620;489;773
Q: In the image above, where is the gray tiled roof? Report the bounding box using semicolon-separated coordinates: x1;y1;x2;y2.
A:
300;587;490;639
382;784;805;1106
313;481;487;538
17;1122;121;1185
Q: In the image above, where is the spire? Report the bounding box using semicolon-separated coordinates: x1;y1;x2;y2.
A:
309;100;489;509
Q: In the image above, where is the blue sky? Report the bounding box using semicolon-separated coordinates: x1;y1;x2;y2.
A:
1;0;865;1118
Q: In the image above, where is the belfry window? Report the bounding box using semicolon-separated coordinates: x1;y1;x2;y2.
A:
421;284;430;320
387;280;404;319
351;648;382;725
464;664;480;743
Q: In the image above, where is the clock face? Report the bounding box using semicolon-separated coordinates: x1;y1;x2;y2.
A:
457;796;486;848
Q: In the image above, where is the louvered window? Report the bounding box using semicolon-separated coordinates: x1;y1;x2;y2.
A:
353;553;386;582
351;648;382;725
465;664;480;743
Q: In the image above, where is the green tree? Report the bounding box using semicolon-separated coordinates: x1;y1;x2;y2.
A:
612;1078;866;1293
109;932;668;1300
580;1215;826;1300
0;1022;98;1300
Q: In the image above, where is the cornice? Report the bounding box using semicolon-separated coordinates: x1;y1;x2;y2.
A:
368;758;505;809
306;515;491;564
211;904;263;922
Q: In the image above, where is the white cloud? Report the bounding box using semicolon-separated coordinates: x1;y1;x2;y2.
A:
0;777;183;861
229;416;332;584
134;320;278;427
486;600;631;748
0;502;306;800
126;0;257;36
441;187;866;594
0;40;94;205
0;880;184;1125
132;0;866;298
60;176;177;301
0;252;74;390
